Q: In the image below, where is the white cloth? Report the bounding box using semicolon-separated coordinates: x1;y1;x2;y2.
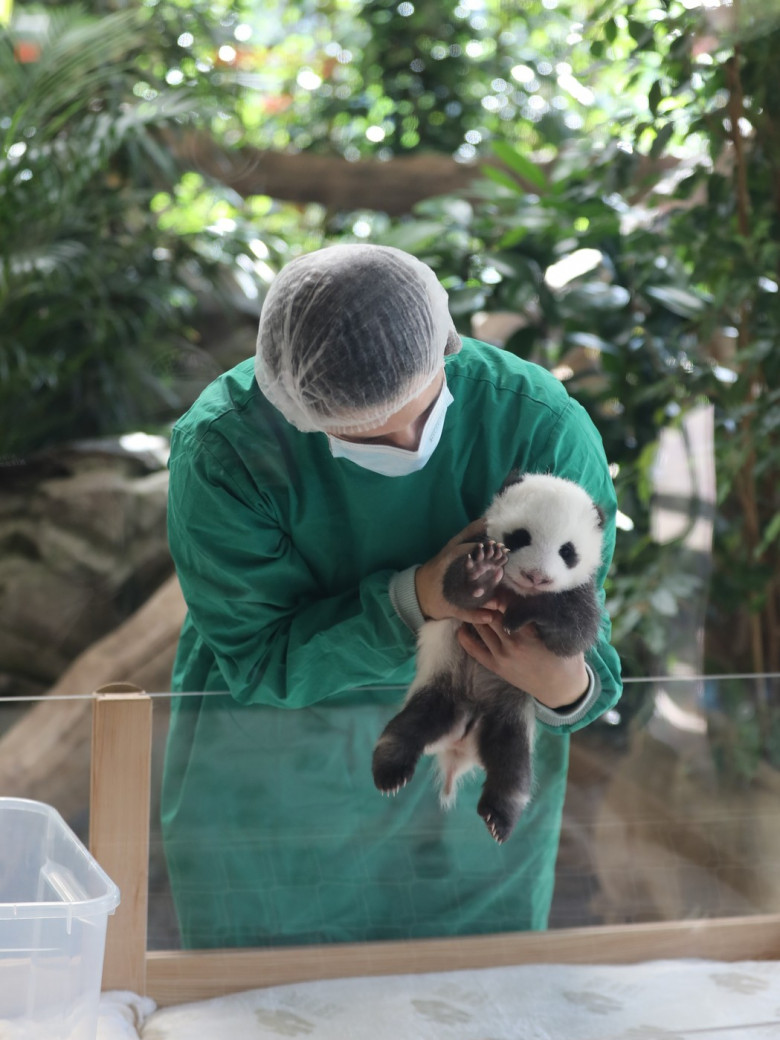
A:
99;959;780;1040
97;992;156;1040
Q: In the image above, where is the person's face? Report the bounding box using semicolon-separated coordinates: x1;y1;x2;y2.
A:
325;370;445;452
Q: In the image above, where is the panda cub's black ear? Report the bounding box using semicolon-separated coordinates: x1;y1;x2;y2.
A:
594;503;606;529
499;469;525;492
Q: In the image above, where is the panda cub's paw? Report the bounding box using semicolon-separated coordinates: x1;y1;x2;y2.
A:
372;737;418;796
443;540;508;608
477;791;521;845
465;540;509;596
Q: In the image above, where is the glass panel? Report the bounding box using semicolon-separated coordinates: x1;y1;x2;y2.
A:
140;675;780;950
2;682;778;952
0;695;93;845
555;674;780;928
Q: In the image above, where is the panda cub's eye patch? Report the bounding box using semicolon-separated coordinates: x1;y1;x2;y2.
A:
559;541;579;568
504;528;531;552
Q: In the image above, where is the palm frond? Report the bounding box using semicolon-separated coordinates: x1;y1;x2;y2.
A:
1;7;147;145
0;3;243;456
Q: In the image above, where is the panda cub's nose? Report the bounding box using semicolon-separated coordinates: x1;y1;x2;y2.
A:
521;569;553;587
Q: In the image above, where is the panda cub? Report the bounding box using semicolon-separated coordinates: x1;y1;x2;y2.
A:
372;472;605;844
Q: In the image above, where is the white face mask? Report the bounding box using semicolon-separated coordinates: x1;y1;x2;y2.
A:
327;382;453;477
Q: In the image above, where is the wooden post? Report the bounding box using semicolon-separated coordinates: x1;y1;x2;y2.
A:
89;683;153;995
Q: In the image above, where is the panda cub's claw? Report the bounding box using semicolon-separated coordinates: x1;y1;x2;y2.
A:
478;794;518;845
481;812;504;845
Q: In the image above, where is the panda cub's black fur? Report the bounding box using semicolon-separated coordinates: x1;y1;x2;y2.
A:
372;472;605;844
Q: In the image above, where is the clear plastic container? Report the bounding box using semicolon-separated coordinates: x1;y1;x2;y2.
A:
0;798;120;1039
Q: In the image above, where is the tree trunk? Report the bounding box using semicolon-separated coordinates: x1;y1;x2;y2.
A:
170;132;683;215
172;134;483;215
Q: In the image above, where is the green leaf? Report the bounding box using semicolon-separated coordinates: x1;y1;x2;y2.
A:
480;165;526;194
756;512;780;559
503;324;539;360
674;172;702;199
413;196;473;224
490;141;546;191
645;285;710;318
613;605;643;637
650;587;678;617
559;283;631;313
482;252;539;280
447;286;488;315
649;122;675;159
564;331;618;355
649;80;663;116
496;226;529;249
377;221;445;251
628;19;654;48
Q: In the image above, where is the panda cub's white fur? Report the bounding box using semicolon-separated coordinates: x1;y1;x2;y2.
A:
487;475;603;598
372;472;605;844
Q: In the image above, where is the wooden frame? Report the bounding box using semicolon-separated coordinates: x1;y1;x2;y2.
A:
89;684;152;995
89;690;780;1008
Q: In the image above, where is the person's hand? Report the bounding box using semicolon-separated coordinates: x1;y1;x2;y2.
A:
457;619;589;710
415;519;504;625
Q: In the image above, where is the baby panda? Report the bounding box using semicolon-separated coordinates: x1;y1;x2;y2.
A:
372;472;605;844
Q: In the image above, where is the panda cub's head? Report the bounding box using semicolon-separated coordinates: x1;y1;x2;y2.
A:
485;473;604;594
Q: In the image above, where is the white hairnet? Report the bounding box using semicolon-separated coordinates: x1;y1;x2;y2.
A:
254;243;461;433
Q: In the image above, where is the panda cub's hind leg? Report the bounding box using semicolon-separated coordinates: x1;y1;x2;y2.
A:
476;695;535;844
372;678;462;795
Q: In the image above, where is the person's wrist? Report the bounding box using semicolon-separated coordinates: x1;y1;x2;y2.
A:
414;562;433;620
566;663;590;703
551;662;593;715
542;659;589;711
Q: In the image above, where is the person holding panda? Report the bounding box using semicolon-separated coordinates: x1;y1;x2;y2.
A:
163;243;622;950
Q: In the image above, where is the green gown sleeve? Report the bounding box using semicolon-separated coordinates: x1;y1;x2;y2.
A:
167;429;415;708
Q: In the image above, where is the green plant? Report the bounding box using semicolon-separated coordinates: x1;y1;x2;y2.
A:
652;17;780;680
234;0;659;162
0;3;253;459
352;1;780;692
367;170;709;679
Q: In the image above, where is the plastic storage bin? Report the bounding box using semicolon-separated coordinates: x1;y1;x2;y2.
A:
0;797;120;1039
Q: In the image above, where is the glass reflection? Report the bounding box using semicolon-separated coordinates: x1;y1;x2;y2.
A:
2;678;779;953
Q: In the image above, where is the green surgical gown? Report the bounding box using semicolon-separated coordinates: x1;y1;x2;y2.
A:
163;337;622;948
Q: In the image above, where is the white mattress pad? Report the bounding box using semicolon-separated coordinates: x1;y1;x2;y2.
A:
95;959;780;1040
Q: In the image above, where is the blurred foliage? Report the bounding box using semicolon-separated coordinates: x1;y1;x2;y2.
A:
348;0;780;701
366;165;717;681
0;0;629;458
705;675;780;789
0;2;229;453
237;0;596;159
1;0;779;736
233;0;673;161
0;0;324;456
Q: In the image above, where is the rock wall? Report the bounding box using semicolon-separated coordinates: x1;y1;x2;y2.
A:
0;438;172;696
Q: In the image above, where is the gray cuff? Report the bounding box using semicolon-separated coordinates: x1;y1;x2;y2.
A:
533;663;600;728
389;566;427;634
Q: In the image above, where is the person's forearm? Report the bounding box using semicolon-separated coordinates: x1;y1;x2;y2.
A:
183;569;415;708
